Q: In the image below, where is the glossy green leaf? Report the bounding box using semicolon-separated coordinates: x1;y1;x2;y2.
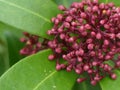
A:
0;49;78;90
0;0;60;39
54;0;81;7
4;31;24;66
100;70;120;90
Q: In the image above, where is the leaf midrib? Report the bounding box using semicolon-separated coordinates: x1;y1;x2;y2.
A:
33;71;57;90
0;0;50;23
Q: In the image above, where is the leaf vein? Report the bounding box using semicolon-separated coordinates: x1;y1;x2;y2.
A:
33;71;57;90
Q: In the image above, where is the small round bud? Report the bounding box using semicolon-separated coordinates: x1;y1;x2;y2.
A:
20;38;26;42
104;24;110;29
66;16;72;22
48;54;55;60
75;68;82;74
108;2;114;7
79;26;85;32
99;3;105;9
88;44;94;50
55;19;59;25
47;30;52;35
90;51;96;57
85;24;91;29
116;61;120;67
57;14;63;20
64;22;70;28
109;33;115;39
105;55;111;60
91;31;96;37
72;43;79;49
60;33;65;39
93;6;98;12
66;66;72;72
100;20;106;25
36;42;41;48
116;33;120;39
55;48;62;53
58;5;66;11
80;12;87;18
69;37;75;43
91;80;97;86
86;38;93;44
77;78;86;83
56;64;61;71
86;6;92;12
70;8;77;14
62;55;67;60
110;73;117;80
71;21;77;26
81;31;87;36
104;39;109;45
77;57;83;62
79;49;84;56
96;33;102;39
51;17;56;22
92;61;98;66
88;69;93;74
83;65;89;71
93;0;98;4
60;64;66;69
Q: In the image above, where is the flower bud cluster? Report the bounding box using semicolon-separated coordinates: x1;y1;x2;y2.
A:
20;32;43;55
47;0;120;85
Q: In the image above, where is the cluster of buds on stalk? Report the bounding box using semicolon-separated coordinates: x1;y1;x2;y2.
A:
47;0;120;85
20;32;48;55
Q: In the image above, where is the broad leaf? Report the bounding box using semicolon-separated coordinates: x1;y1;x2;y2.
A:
0;49;78;90
0;0;60;39
100;70;120;90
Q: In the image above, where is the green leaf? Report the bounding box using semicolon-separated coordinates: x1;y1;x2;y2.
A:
0;49;78;90
4;31;24;66
0;37;9;76
0;0;60;39
54;0;81;7
100;70;120;90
